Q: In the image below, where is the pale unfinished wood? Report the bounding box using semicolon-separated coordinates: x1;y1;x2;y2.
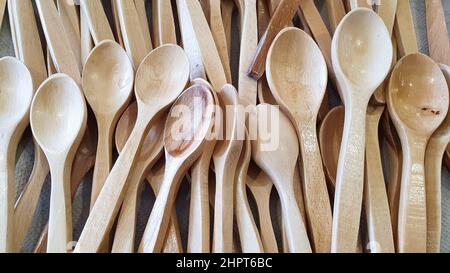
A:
266;27;332;253
111;0;124;46
426;0;450;66
221;0;234;59
82;41;134;208
364;105;395;253
251;104;311;253
80;0;115;44
0;58;33;253
30;74;87;253
57;0;81;71
36;0;81;84
212;85;244;253
138;85;215;253
325;0;346;33
152;0;177;47
7;0;19;58
395;0;418;57
134;0;153;51
331;9;393;253
347;0;372;9
74;45;189;253
267;0;281;16
0;0;5;30
387;53;449;253
425;65;450;253
80;8;94;66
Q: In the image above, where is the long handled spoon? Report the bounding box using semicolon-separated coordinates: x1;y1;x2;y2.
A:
134;0;152;51
82;40;134;208
74;45;189;253
266;27;332;253
139;84;216;253
425;0;450;66
0;57;33;253
57;0;81;71
395;0;418;57
221;0;234;59
331;8;392;252
31;74;87;253
0;0;5;30
387;53;449;253
325;0;346;34
80;0;114;44
152;0;177;47
426;65;450;253
212;84;244;253
252;104;311;253
112;102;165;253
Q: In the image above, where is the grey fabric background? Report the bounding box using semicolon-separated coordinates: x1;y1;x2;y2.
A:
0;0;449;253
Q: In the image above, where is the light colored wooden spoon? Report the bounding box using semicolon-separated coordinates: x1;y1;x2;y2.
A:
331;8;393;253
325;0;346;33
212;84;244;253
387;53;449;253
82;40;134;208
425;65;450;253
74;45;189;253
251;104;311;253
80;7;94;66
364;105;395;253
111;0;124;46
235;132;264;253
266;27;332;253
221;0;234;59
152;0;177;47
0;57;33;253
112;102;165;253
134;0;152;51
425;0;450;66
80;0;115;44
138;84;216;253
30;74;87;253
57;0;81;71
395;0;418;57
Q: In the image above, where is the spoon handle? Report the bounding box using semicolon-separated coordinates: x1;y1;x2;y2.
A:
46;158;73;253
0;0;5;30
425;0;450;66
333;103;368;253
348;0;372;9
175;0;206;81
57;0;81;71
425;137;447;253
364;107;395;253
325;0;346;33
395;0;418;57
74;118;149;253
222;0;234;59
297;123;333;253
80;0;114;45
80;7;94;66
134;0;153;51
138;159;186;253
397;135;428;253
152;0;177;47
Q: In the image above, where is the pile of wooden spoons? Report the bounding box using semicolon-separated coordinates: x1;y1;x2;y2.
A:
0;0;449;254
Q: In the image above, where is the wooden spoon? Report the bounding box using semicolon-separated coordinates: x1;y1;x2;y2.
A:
425;65;450;253
325;0;346;34
134;0;153;51
138;84;216;253
221;0;234;59
251;104;311;253
111;102;165;253
331;8;393;253
152;0;177;47
57;0;81;71
80;0;114;44
82;40;134;208
266;27;332;253
364;105;395;253
395;0;418;57
0;57;33;253
212;84;244;253
74;45;189;253
235;132;264;253
30;74;87;253
387;53;449;253
425;0;450;66
0;0;5;30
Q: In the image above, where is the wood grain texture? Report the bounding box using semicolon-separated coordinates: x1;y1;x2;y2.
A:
57;0;81;71
134;0;152;51
426;0;450;66
152;0;177;47
221;0;234;59
325;0;346;33
80;0;115;44
395;0;418;57
0;0;5;31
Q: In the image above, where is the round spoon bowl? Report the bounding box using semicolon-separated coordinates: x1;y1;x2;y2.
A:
333;8;393;92
31;74;87;153
0;57;33;127
82;40;134;115
388;53;449;136
136;45;190;107
164;84;215;158
266;27;327;116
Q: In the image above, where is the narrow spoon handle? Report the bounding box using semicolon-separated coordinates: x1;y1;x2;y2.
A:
395;0;418;57
325;0;346;33
134;0;153;51
47;158;72;253
0;0;6;30
138;159;186;253
152;0;177;47
425;0;450;66
333;103;368;253
80;0;114;44
252;190;279;253
398;135;428;253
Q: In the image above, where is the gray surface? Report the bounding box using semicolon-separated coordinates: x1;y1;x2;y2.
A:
0;0;449;253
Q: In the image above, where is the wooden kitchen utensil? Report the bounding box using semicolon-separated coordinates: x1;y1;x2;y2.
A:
221;0;234;59
152;0;177;47
387;53;449;253
30;74;87;253
80;0;114;44
426;0;450;66
74;45;189;253
134;0;152;51
82;40;134;207
57;0;81;71
331;8;392;252
266;27;332;253
251;104;311;253
395;0;418;57
0;0;6;30
0;57;33;253
425;65;450;253
325;0;346;33
212;84;244;253
138;84;216;253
